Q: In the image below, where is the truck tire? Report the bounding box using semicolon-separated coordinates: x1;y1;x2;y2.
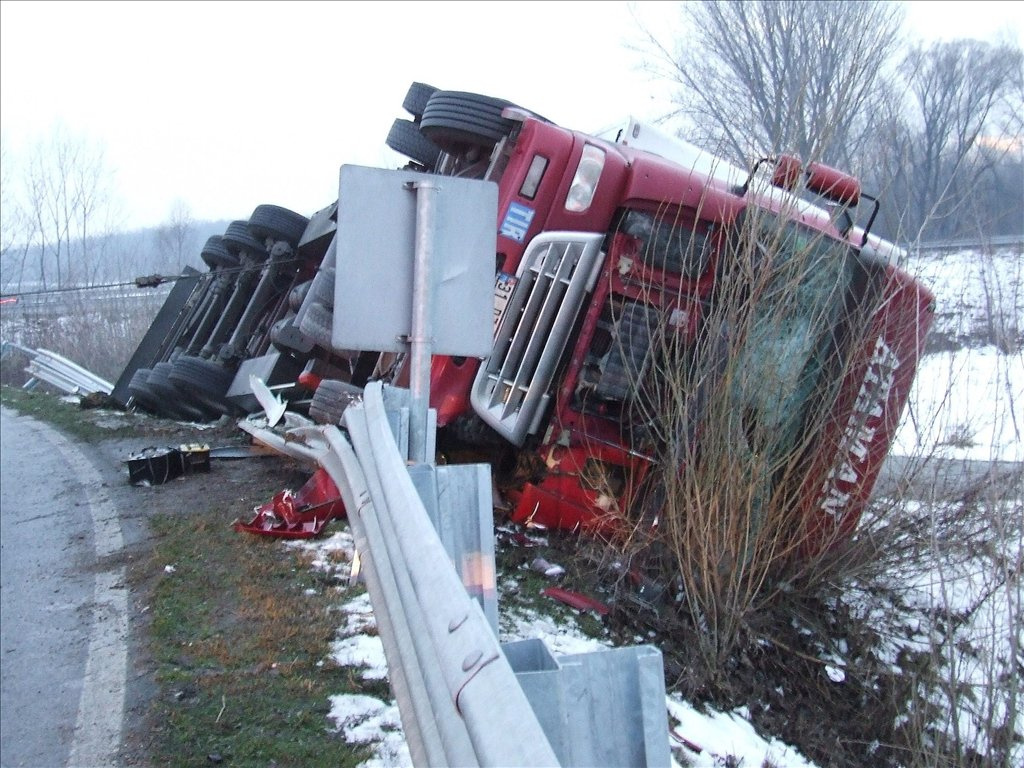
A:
402;81;438;119
386;118;441;167
298;300;334;349
168;355;236;408
247;204;310;248
127;368;162;413
221;220;268;259
200;236;239;270
419;90;521;150
148;362;211;421
308;379;362;425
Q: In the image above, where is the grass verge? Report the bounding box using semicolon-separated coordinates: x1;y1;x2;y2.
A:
139;502;372;768
0;384;139;440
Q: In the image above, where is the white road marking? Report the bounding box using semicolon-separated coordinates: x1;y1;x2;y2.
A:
31;420;128;768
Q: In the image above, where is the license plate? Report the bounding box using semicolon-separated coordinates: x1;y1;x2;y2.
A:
493;272;517;335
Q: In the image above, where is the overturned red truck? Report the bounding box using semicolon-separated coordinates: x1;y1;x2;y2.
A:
124;83;935;555
362;86;932;554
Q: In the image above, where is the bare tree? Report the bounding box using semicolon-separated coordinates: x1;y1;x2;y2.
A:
898;39;1023;241
155;199;197;273
0;133;33;293
636;1;904;169
6;123;120;290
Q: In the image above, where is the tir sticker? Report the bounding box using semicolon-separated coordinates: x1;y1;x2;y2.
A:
500;202;535;243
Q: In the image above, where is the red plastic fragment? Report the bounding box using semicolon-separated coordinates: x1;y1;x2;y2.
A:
670;727;704;753
233;468;345;539
540;586;610;616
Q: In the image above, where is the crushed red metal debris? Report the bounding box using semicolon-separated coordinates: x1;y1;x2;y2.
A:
540;586;610;616
233;468;345;539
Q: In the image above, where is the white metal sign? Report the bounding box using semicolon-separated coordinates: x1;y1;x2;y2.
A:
333;166;498;356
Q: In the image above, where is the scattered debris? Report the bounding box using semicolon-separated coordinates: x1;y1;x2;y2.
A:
125;444;210;486
541;586;610;616
79;392;118;409
530;557;566;579
233;468;345;539
249;374;287;428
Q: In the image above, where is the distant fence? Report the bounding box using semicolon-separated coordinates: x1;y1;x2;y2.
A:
914;234;1024;253
0;283;172;321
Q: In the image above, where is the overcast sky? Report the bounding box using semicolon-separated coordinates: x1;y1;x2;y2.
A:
2;1;1021;232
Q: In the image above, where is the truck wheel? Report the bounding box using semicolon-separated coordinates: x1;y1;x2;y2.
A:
298;300;334;349
200;235;239;270
308;379;362;425
386;119;441;168
221;220;268;259
148;362;211;421
248;204;310;248
419;90;521;151
402;81;438;119
168;355;236;406
127;368;162;413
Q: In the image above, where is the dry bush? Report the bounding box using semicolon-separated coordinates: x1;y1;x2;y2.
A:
597;193;1021;764
600;197;899;677
0;287;165;387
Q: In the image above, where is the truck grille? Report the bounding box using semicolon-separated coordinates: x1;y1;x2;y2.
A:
471;232;605;445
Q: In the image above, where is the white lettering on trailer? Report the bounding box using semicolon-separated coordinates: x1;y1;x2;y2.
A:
819;336;900;519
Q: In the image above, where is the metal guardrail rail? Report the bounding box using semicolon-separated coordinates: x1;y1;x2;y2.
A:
320;381;560;766
237;382;671;766
5;345;115;396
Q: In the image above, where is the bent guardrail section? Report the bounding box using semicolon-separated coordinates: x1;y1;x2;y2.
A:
246;380;672;765
14;346;115;396
320;381;560;767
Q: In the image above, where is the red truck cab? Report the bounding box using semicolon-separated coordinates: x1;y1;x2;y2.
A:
420;104;933;555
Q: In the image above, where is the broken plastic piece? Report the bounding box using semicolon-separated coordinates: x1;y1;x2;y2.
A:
250;374;287;427
540;586;609;616
530;557;565;579
233;468;345;539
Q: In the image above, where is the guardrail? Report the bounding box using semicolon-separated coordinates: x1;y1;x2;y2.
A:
914;234;1024;252
320;381;560;766
265;380;672;767
6;345;114;396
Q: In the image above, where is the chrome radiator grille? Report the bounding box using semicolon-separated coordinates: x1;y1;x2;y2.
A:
471;232;605;445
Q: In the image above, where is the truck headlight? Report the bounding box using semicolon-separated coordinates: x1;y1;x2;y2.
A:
564;144;605;213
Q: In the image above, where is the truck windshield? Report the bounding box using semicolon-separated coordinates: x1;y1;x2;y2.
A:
726;210;860;472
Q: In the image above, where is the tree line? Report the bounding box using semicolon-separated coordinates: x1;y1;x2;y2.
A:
636;0;1023;244
0;124;227;295
2;1;1021;294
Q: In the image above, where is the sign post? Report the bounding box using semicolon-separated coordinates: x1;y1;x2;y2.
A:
333;166;498;463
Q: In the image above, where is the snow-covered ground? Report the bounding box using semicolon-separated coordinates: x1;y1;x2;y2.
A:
292;246;1021;767
894;246;1022;463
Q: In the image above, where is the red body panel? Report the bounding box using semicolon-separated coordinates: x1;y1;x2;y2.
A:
798;266;935;554
422;114;932;552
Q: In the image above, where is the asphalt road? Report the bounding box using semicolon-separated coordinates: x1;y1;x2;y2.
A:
0;407;127;768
